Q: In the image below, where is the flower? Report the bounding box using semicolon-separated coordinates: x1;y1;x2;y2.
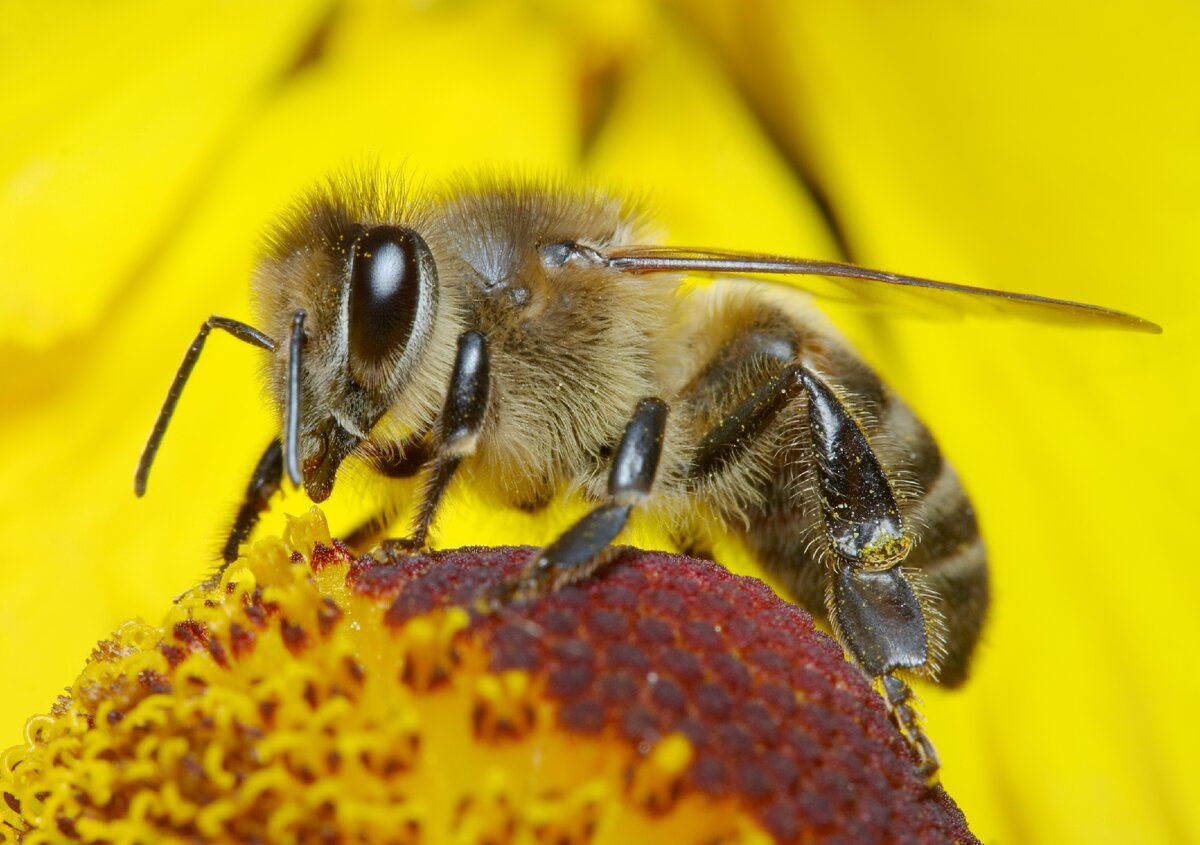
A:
1;2;1197;844
1;510;976;843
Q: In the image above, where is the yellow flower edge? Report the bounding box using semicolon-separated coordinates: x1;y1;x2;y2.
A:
1;509;977;844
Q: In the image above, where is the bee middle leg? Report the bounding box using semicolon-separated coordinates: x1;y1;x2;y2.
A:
340;431;433;551
483;397;670;608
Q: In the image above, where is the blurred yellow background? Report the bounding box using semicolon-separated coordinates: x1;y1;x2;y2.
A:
1;2;1197;843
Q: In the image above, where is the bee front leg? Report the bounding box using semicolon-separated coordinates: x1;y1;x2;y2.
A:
799;366;942;778
219;438;285;564
174;438;283;602
376;331;490;560
484;397;669;608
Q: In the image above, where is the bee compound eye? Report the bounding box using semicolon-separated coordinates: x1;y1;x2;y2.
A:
347;225;434;368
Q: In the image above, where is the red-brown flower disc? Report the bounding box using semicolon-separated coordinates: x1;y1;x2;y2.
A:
0;510;977;844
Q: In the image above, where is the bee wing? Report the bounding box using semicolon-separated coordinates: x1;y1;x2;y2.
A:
603;245;1162;333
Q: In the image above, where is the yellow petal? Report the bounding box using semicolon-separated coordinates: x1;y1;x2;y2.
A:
0;0;333;348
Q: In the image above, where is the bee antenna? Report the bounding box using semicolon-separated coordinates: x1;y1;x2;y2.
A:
283;310;307;488
134;317;276;497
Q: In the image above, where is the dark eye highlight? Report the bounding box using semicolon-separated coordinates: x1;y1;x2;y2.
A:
347;226;432;368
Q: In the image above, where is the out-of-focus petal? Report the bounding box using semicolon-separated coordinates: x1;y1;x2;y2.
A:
0;0;334;348
584;10;837;253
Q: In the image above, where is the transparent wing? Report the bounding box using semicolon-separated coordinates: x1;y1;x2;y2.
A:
603;245;1161;333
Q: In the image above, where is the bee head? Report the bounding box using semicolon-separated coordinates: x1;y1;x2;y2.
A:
251;174;443;499
295;223;440;501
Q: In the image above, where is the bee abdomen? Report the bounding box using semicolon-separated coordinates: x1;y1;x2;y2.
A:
870;386;988;685
901;458;989;686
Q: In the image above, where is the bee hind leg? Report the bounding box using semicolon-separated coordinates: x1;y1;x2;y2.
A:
482;397;670;609
687;356;943;777
678;329;946;776
802;365;943;779
881;673;940;780
829;564;941;779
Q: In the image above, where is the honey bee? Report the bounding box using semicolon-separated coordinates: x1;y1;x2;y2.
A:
134;172;1159;777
